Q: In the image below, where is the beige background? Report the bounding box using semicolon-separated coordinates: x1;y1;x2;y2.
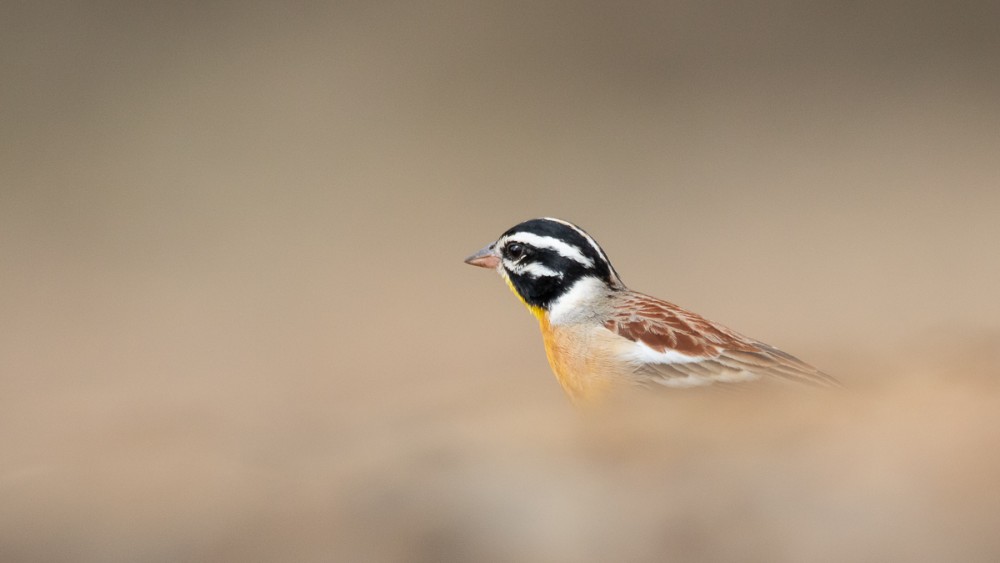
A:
2;2;999;561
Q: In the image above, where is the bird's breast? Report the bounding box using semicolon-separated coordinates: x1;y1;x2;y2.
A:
537;316;632;404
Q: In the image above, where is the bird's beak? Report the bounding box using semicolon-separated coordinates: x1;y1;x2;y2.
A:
464;243;500;269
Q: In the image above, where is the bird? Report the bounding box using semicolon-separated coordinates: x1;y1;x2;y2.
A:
464;217;838;404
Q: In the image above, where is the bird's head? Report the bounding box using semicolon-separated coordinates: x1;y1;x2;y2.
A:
464;218;625;319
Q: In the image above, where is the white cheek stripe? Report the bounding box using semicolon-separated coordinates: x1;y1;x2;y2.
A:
501;233;594;268
504;259;563;279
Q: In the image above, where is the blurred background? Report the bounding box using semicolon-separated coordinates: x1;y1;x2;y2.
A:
2;1;999;561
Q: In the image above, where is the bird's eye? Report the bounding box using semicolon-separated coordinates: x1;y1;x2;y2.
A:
506;242;526;260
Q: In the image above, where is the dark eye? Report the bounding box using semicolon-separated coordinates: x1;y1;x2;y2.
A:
506;242;526;260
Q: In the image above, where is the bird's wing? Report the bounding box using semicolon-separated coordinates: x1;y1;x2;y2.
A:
603;292;839;388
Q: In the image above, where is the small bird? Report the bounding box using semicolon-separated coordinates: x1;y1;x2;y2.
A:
465;218;837;403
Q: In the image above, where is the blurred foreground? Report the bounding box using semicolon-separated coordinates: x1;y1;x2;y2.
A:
3;339;999;562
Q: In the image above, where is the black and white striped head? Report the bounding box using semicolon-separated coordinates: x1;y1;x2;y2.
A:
465;218;625;311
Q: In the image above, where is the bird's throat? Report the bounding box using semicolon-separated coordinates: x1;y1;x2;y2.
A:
504;276;547;321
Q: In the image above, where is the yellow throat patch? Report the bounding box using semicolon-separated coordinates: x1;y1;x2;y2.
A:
504;275;546;321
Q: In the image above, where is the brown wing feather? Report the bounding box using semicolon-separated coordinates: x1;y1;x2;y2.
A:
604;292;839;388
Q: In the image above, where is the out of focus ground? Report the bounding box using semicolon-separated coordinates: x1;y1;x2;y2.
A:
2;2;999;561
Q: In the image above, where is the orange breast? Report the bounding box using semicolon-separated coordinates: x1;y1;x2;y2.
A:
537;316;623;404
